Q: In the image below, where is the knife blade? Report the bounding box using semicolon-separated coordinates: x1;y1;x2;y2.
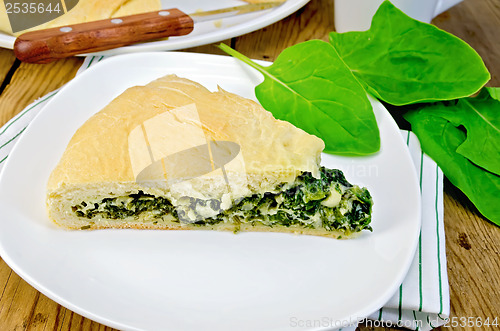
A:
13;2;282;64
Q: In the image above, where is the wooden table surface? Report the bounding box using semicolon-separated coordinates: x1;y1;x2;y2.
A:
0;0;499;330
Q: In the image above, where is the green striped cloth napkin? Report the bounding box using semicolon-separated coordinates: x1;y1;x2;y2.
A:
0;55;449;331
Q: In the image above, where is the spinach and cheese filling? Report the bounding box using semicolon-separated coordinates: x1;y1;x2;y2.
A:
72;167;373;234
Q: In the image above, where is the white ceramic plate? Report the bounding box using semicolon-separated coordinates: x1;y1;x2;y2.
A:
0;0;310;53
0;52;421;331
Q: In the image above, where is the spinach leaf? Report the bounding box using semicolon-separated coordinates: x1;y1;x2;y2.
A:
219;41;380;155
487;87;500;101
404;110;500;225
329;0;490;105
412;89;500;175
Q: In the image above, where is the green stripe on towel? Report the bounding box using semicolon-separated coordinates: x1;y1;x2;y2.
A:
0;127;26;150
436;164;444;314
0;92;57;137
418;151;424;311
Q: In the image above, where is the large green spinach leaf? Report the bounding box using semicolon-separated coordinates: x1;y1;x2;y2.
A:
219;41;380;155
413;89;500;175
329;1;490;105
404;110;500;225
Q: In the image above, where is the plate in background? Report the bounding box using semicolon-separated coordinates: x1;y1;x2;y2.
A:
0;52;421;331
0;0;310;53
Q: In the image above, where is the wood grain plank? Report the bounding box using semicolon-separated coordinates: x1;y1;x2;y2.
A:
0;258;14;321
433;0;500;86
0;48;17;85
0;55;83;127
0;273;119;331
234;0;334;60
0;267;39;330
25;292;67;330
442;184;500;330
180;39;231;56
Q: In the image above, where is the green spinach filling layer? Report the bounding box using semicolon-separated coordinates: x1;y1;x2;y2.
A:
72;167;372;233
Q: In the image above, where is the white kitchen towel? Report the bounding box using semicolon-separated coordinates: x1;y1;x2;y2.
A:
364;131;450;331
0;55;449;331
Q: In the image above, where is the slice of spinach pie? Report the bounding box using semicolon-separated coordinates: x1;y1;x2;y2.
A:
47;75;372;238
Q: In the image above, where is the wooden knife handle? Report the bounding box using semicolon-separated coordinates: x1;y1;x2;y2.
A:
14;9;194;64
